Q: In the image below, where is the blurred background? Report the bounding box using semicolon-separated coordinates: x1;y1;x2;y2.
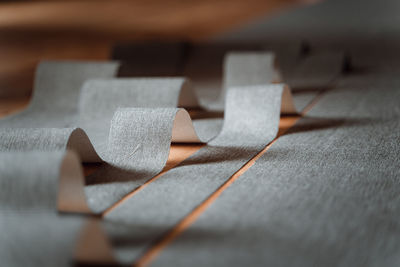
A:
0;0;399;98
0;0;310;98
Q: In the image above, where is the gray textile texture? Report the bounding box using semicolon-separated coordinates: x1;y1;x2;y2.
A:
102;51;344;264
181;43;297;106
0;62;201;213
78;78;198;158
0;61;120;163
84;107;201;213
104;84;291;263
1;61;120;128
187;49;344;144
0;49;344;265
0;151;85;267
83;51;300;213
151;59;400;266
188;49;283;141
0;61;120;267
198;51;281;111
0;54;291;215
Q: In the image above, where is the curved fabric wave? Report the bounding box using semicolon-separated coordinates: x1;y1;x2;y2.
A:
0;50;345;266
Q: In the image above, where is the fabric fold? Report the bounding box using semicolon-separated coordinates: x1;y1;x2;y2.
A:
150;69;400;267
0;50;345;266
102;84;295;264
77;77;199;158
85;83;296;213
0;62;209;213
0;61;120;128
0;151;89;266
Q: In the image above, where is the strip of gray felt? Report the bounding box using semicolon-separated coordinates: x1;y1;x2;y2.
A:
0;151;86;267
0;61;120;128
0;51;344;265
151;65;400;267
91;51;344;264
103;84;293;264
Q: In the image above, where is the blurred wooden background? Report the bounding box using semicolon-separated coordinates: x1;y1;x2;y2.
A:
0;0;314;98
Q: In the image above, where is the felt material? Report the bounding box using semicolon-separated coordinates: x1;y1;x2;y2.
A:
184;47;343;112
84;82;296;214
0;64;204;213
100;51;344;264
181;43;301;104
0;107;205;214
84;108;203;213
0;50;344;265
182;43;262;106
151;57;400;267
198;51;282;111
77;78;198;158
188;49;329;143
0;61;120;128
104;84;294;264
0;127;100;162
288;51;345;89
224;52;282;88
0;61;120;162
80;51;301;213
287;51;345;111
0;53;299;214
0;151;86;267
187;49;282;142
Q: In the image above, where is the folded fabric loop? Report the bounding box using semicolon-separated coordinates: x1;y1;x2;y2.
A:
101;83;299;264
0;150;87;212
0;61;120;128
0;59;299;214
107;108;201;170
223;51;282;89
78;78;199;116
0;50;348;266
202;51;282;110
77;77;200;157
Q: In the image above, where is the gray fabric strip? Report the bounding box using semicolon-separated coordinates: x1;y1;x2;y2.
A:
151;62;400;267
104;84;291;264
1;52;290;214
198;52;282;111
0;50;344;265
0;151;85;267
77;78;198;158
0;63;203;213
0;61;120;128
101;51;344;264
85;108;202;213
288;51;345;111
81;52;298;213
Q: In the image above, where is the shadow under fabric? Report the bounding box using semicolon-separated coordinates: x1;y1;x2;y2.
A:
151;58;400;267
0;151;89;267
95;51;345;264
0;49;345;265
0;52;290;214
